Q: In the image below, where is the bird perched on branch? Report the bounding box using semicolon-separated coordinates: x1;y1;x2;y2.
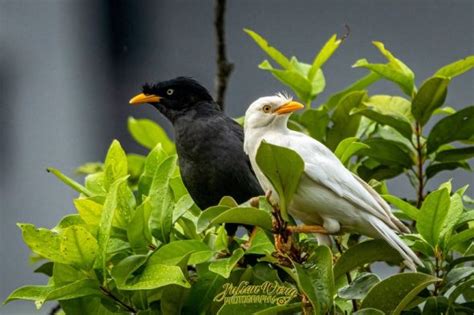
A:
243;93;422;270
129;77;263;235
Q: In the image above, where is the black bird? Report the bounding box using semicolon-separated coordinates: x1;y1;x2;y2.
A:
129;77;264;235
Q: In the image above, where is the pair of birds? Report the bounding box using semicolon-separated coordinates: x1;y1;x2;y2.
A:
129;77;422;270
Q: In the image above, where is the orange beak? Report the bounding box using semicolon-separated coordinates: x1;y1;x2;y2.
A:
129;93;161;105
274;101;304;115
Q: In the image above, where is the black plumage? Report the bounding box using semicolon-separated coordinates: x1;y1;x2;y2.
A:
131;77;263;233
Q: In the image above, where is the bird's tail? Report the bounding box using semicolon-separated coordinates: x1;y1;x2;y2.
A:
369;216;423;271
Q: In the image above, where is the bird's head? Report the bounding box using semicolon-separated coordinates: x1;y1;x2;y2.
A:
244;93;304;130
129;77;215;121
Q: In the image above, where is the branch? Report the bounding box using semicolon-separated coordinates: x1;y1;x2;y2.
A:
100;286;137;313
214;0;234;110
415;122;425;208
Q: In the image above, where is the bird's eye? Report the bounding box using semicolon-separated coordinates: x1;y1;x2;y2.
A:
262;105;272;113
166;89;174;96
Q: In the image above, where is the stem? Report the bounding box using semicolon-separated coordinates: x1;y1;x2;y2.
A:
335;239;358;312
100;286;137;313
214;0;234;110
414;122;425;208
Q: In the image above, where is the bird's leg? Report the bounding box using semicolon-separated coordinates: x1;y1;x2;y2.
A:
286;225;329;234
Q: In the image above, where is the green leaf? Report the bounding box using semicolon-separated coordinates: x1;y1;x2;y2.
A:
211;207;273;231
416;188;450;246
126;153;145;179
97;176;129;277
360;138;413;168
75;162;103;175
103;140;128;191
448;228;474;249
244;29;290;68
361;273;439;314
47;168;92;197
293;246;334;315
245;227;275;255
60;225;98;270
299;107;330;141
326;91;367;150
137;143;168;198
127;196;152;253
118;264;190;290
324;72;380;110
4;279;100;308
440;193;464;248
17;223;65;263
149;155;178;243
73;198;102;226
182;267;226;314
334;137;370;166
308;34;342;81
434;55;474;78
84;172;106;196
209;248;244;278
259;60;312;103
427;106;474;153
382;194;418;220
426;161;470;179
352;95;414;139
435;146;474;162
111;254;148;287
334;239;404;280
255;141;304;222
338;273;380;300
445;267;474;288
353;42;415;96
412;77;450;126
197;205;230;233
128;117;175;153
173;194;195;223
149;240;214;266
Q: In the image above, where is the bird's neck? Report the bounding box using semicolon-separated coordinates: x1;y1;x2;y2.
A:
160;101;221;124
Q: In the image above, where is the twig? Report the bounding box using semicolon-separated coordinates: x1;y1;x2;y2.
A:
214;0;234;110
414;122;425;207
100;286;137;313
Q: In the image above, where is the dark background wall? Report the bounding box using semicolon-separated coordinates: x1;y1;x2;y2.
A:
1;1;472;313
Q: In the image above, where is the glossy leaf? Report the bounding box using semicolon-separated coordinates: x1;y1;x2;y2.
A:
293;246;334;315
334;240;404;280
255;141;304;222
308;34;341;81
128;117;175;153
127;197;152;253
197;205;230;233
352;95;413;139
324;72;380;109
426;106;474;153
149;240;214;266
326;91;366;150
435;146;474;162
416;188;450;246
382;194;418;220
361;273;439;314
103;140;128;191
209;248;244;278
244;29;290;68
4;279;100;308
334;137;370;166
97;176;129;276
211;207;273;231
434;55;474;78
338;273;380;300
60;225;98;270
17;223;65;263
426;161;470;179
359;138;413;168
412;77;449;126
299;107;330;141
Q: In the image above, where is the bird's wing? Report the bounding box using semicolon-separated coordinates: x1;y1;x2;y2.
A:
284;133;401;230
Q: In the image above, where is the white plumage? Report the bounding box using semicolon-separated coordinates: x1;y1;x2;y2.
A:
243;94;422;270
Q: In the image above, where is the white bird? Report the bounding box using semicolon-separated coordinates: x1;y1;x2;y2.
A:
243;93;422;270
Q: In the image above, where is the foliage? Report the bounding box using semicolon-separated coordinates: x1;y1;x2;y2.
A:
4;32;474;315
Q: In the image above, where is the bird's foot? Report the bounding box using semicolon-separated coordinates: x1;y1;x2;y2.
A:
286;225;329;235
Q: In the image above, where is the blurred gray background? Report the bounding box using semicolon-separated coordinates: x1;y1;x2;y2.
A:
1;0;473;313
